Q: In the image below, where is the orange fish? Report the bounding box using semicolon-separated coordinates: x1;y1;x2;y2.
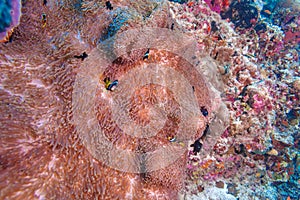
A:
187;2;194;7
264;10;272;15
201;160;213;169
207;24;211;33
41;13;47;28
245;143;252;151
223;0;229;7
287;196;291;200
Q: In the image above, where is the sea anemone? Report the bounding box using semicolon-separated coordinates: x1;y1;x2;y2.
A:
0;1;227;199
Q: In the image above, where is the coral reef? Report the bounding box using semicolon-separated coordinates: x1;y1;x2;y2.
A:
221;0;259;29
169;0;299;199
0;0;299;199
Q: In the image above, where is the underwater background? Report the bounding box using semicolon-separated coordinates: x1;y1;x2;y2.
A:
0;0;299;199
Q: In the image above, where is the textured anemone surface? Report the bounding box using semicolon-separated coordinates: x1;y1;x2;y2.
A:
0;0;227;199
72;27;222;196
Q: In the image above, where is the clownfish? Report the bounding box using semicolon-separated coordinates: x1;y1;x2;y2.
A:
41;13;47;28
200;106;208;117
263;10;272;15
106;1;113;10
143;49;150;60
190;139;202;154
168;136;176;142
74;52;88;61
104;77;118;91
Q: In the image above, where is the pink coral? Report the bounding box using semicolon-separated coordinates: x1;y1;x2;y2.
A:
204;0;230;13
284;30;300;44
251;94;266;113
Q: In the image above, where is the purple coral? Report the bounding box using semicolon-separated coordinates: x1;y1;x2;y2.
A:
204;0;230;14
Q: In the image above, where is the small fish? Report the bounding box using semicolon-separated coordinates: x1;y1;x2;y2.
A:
221;65;230;75
187;2;194;7
210;21;218;32
41;13;47;28
171;23;174;30
143;49;150;60
104;77;111;88
201;124;210;139
263;10;271;15
168;136;176;142
223;0;229;7
106;1;113;10
234;144;247;157
74;52;88;61
106;80;118;91
207;23;211;33
190;139;202;154
200;106;208;117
